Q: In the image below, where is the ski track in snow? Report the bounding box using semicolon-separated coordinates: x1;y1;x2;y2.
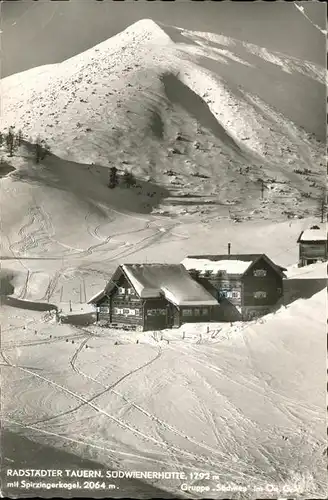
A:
186;363;282;483
172;340;323;420
17;330;249;474
1;338;229;474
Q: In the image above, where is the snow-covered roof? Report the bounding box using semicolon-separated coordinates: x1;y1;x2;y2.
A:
298;229;327;242
122;264;218;307
182;257;251;275
87;289;107;304
182;254;286;277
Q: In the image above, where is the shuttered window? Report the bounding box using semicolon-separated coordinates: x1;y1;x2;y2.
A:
113;307;140;316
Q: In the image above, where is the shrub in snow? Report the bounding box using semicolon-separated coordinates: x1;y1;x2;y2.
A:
34;137;51;163
164;169;176;176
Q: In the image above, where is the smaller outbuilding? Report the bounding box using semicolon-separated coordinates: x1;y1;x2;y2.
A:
297;227;327;267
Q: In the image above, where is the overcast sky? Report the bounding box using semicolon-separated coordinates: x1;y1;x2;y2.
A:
0;0;326;78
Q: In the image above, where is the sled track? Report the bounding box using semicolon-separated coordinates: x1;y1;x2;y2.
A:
0;349;43;372
13;207;54;255
3;416;214;477
54;335;255;470
18;270;31;300
31;336;163;426
186;363;280;483
172;341;322;417
24;336;226;470
169;340;323;458
40;271;60;302
2;331;95;350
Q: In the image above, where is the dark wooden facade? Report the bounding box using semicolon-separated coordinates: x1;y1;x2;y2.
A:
241;256;283;319
93;268;216;331
188;255;284;321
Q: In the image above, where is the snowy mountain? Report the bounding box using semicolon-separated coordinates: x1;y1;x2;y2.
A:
0;19;325;221
0;19;326;498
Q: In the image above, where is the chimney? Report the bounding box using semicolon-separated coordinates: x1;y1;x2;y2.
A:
228;243;231;255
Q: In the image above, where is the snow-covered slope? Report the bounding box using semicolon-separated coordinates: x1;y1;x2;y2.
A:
0;19;325;220
0;19;326;322
1;288;326;498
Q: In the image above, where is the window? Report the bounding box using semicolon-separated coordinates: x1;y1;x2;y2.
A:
194;309;200;316
99;306;109;313
127;287;135;295
254;291;267;299
118;287;125;295
277;287;282;295
219;289;240;299
202;308;209;316
113;307;139;316
147;308;166;316
253;269;267;277
182;309;193;316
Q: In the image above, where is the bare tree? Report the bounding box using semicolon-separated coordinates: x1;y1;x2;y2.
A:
16;129;23;147
108;166;118;189
35;136;43;164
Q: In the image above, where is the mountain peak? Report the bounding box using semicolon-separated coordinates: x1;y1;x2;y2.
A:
117;18;172;45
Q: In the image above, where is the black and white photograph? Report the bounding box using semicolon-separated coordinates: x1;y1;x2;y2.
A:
0;0;327;498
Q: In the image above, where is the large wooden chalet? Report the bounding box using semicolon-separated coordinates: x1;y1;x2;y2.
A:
88;264;219;331
181;254;286;321
297;227;327;267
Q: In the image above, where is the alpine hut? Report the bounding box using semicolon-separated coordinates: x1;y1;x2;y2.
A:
181;254;286;321
297;227;327;267
88;264;219;331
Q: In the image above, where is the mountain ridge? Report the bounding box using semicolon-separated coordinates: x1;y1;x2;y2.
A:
0;19;325;222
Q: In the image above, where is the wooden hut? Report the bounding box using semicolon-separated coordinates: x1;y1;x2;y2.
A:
182;254;286;321
88;264;219;331
297;228;327;267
